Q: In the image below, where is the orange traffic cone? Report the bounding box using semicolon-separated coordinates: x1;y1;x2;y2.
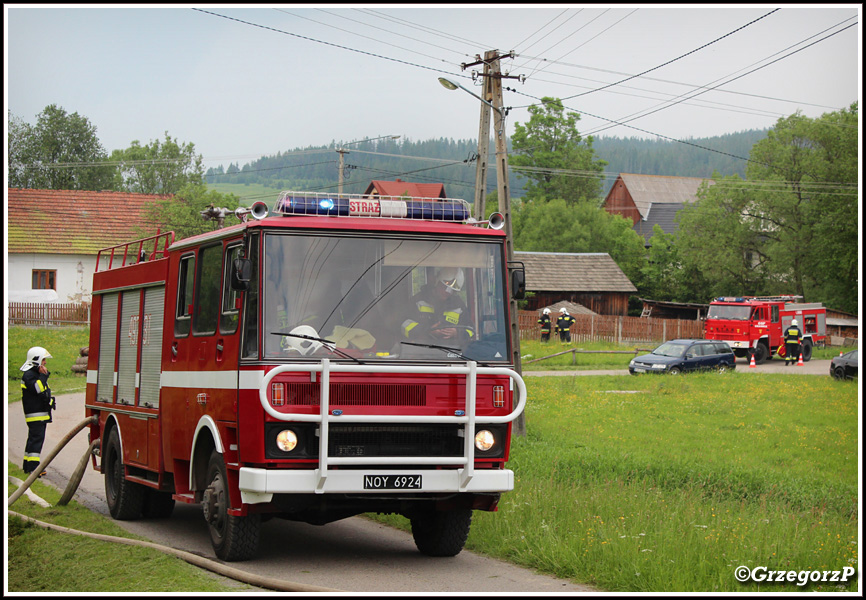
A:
749;353;756;368
797;353;804;366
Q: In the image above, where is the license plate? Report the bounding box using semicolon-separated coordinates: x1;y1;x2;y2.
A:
363;474;422;490
634;368;646;373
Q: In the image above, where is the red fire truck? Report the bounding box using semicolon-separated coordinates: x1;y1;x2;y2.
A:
84;191;527;561
703;296;827;364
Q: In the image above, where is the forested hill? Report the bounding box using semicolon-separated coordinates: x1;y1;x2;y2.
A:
206;129;768;200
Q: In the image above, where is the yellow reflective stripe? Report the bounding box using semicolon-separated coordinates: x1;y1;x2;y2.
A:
444;311;460;324
402;320;418;337
23;456;42;463
417;304;434;314
25;414;51;423
35;381;47;393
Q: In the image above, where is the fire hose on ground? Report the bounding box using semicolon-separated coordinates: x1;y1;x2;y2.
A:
8;416;342;593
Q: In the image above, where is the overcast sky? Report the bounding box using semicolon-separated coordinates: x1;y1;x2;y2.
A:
4;4;861;172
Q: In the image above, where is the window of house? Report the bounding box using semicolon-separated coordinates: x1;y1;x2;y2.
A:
32;270;56;290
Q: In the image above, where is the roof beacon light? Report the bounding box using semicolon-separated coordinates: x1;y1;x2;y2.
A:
274;191;472;223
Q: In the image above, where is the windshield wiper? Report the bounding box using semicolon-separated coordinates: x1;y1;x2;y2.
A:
270;331;363;364
400;341;484;364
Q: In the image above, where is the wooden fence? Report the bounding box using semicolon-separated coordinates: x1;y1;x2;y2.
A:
519;311;703;344
8;302;91;326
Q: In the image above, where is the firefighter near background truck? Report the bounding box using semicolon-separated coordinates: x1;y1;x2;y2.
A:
703;296;827;365
83;191;526;561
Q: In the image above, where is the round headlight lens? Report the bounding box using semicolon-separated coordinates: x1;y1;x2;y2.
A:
276;429;298;452
474;429;496;452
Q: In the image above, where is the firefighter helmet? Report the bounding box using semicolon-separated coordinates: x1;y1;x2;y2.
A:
543;308;551;315
791;319;798;326
438;267;464;293
20;346;52;371
559;307;568;314
285;326;323;356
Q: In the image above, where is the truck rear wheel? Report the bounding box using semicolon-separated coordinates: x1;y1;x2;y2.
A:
104;428;145;520
203;450;260;561
410;508;472;557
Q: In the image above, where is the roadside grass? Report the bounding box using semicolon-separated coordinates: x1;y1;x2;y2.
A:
6;462;256;593
373;373;859;592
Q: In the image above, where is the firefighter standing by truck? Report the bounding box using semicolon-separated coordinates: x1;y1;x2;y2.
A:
784;319;802;366
19;346;56;476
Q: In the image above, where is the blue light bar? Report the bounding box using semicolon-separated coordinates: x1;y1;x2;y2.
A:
274;191;473;223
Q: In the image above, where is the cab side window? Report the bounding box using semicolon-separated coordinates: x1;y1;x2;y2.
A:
771;306;779;323
193;244;222;336
220;244;243;334
175;254;195;337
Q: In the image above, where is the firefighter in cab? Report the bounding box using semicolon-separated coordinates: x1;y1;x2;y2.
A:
538;308;552;342
402;267;474;345
556;307;576;345
784;319;802;366
19;346;56;476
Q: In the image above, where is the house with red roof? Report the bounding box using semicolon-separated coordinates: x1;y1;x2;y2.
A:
6;188;172;302
364;179;447;199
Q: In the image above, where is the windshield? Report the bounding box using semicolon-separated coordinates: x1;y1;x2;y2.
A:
262;233;509;362
652;341;687;358
707;304;752;320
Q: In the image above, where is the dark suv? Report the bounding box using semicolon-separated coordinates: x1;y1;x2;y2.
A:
629;339;736;375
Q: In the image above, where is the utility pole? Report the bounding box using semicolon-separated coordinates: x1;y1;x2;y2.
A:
337;148;348;194
464;50;525;436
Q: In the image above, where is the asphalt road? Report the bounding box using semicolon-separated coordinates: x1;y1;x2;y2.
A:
7;391;594;594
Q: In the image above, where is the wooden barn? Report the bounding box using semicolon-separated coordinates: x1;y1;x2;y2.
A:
516;251;637;316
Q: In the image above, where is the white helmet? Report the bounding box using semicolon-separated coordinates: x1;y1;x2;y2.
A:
791;319;798;326
543;308;551;315
438;267;464;293
20;346;52;371
559;307;568;314
285;326;324;356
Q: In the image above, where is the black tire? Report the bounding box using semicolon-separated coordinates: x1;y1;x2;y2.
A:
103;428;145;520
753;343;769;365
717;363;730;373
668;366;682;375
801;340;813;362
203;450;260;561
833;366;846;380
733;349;747;359
411;508;472;557
142;488;176;519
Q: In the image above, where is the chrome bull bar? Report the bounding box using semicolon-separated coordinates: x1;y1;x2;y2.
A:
258;359;526;493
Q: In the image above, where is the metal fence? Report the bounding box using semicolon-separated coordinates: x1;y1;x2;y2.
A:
8;302;91;326
519;311;703;344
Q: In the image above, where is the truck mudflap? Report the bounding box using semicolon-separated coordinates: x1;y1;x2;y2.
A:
249;359;527;502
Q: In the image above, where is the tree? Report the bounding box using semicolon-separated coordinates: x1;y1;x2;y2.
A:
513;197;646;284
676;104;858;313
111;132;204;195
7;105;115;190
137;183;241;241
510;97;607;204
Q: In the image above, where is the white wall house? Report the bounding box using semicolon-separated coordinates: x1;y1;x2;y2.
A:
6;188;174;304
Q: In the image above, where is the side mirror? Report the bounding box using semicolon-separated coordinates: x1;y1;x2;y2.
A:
510;265;526;300
231;258;252;291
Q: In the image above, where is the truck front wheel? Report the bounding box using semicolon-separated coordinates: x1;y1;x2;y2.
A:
410;508;472;557
801;339;813;362
203;450;260;561
753;343;769;365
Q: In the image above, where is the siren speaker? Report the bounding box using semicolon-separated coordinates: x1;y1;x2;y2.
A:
488;212;505;230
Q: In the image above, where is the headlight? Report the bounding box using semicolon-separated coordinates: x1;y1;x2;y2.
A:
275;429;298;452
629;359;635;367
475;429;496;452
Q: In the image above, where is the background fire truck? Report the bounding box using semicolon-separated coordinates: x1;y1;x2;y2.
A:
84;191;526;561
703;296;827;364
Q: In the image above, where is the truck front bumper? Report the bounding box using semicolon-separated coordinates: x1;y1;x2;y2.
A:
238;467;514;504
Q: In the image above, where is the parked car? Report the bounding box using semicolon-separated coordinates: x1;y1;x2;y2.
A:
830;350;858;380
629;339;736;375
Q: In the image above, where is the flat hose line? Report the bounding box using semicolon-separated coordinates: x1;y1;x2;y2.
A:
8;417;344;593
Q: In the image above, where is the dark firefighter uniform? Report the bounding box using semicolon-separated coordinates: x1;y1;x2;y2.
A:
538;312;552;342
784;322;802;366
21;362;55;474
556;311;576;344
402;282;474;345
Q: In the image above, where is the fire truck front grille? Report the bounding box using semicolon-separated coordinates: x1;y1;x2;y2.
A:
328;424;463;458
285;383;426;407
